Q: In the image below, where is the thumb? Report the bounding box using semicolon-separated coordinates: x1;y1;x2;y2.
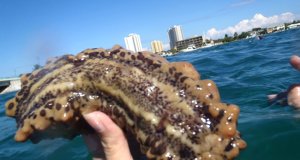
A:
290;55;300;71
83;111;133;160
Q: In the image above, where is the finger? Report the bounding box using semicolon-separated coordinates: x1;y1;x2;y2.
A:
83;111;133;160
287;86;300;108
290;55;300;71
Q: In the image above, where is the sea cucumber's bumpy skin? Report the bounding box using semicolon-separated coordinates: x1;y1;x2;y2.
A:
5;45;246;160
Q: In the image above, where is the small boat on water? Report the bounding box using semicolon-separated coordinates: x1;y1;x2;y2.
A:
161;52;173;57
200;43;215;49
181;44;197;52
246;33;256;39
256;35;263;40
0;78;21;94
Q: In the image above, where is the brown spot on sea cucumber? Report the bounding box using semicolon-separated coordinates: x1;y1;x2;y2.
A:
131;55;136;60
23;80;28;85
120;52;126;57
225;139;235;152
174;72;182;79
209;93;214;99
100;52;105;57
7;102;14;110
110;49;120;54
179;146;194;158
150;142;167;155
55;103;62;111
180;76;188;83
137;53;145;61
40;109;46;117
88;52;99;57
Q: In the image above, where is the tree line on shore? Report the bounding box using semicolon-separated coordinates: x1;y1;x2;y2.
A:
215;19;300;44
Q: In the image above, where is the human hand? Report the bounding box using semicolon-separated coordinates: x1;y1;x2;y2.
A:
286;55;300;108
83;111;133;160
290;55;300;71
268;55;300;108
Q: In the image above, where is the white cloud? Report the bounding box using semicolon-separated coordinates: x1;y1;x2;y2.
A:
206;12;296;39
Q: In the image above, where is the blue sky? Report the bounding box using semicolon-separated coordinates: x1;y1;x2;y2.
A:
0;0;299;77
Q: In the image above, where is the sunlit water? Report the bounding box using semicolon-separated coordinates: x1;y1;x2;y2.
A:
1;28;300;160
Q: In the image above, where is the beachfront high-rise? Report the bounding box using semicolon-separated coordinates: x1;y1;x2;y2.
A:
151;40;163;53
168;25;184;50
124;33;143;52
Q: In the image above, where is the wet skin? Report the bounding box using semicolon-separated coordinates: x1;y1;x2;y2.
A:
268;55;300;108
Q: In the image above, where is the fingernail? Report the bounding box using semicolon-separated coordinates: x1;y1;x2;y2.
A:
83;112;105;133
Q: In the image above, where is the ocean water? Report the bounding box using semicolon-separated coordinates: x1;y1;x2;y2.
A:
1;28;300;160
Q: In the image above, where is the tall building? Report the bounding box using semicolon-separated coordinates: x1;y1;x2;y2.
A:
168;25;184;50
151;40;163;53
124;33;143;52
175;35;203;51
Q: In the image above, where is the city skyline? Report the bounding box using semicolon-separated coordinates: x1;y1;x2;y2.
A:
124;33;143;52
151;40;163;53
0;0;300;77
168;25;184;50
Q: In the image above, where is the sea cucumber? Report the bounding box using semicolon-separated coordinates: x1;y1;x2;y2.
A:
5;45;246;159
